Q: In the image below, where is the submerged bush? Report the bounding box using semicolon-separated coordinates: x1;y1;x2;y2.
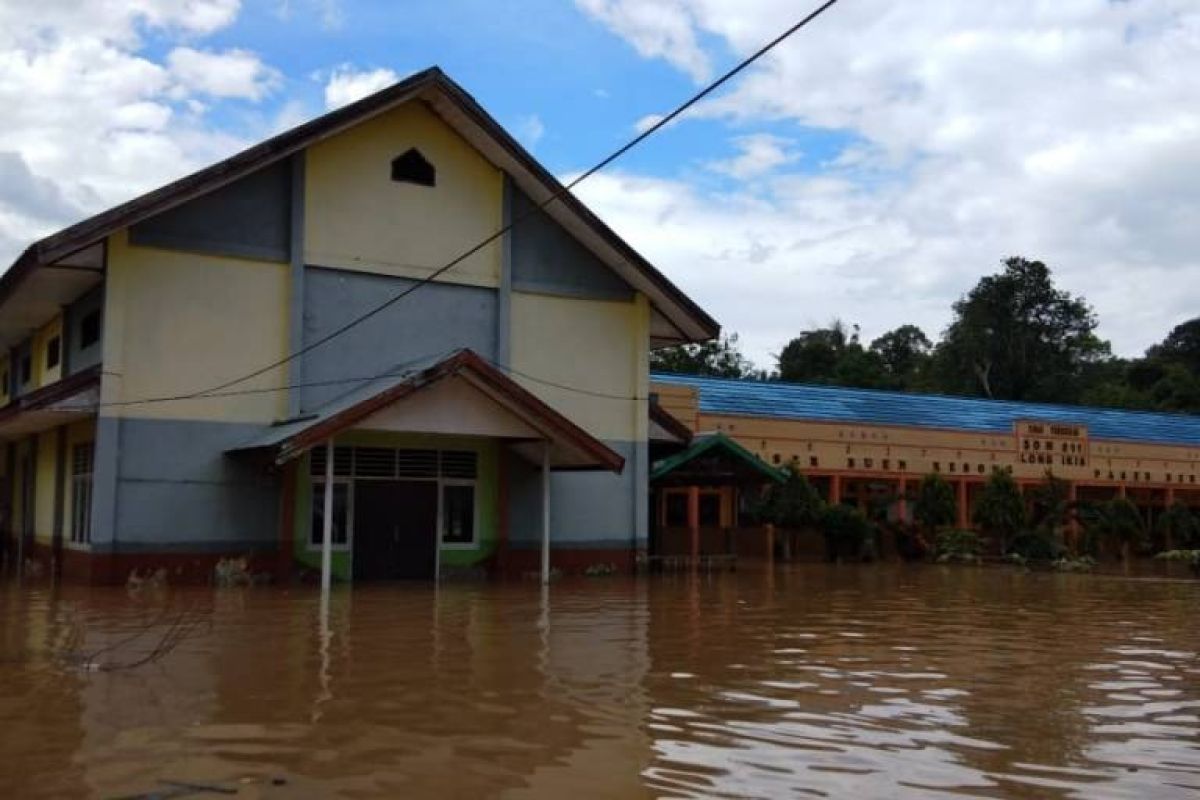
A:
1051;555;1097;572
1007;531;1060;562
1155;549;1200;577
821;504;873;562
933;530;982;564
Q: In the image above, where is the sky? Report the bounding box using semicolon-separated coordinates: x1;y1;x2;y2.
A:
1;0;1198;370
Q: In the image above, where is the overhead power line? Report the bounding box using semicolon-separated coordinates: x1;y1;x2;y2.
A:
74;349;641;413
104;0;842;410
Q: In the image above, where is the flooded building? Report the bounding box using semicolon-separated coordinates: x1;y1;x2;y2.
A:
652;374;1200;534
0;67;718;584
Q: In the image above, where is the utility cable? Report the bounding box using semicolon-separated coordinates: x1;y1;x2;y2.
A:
95;0;842;410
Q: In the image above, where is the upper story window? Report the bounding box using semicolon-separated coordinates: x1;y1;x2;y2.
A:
0;368;8;396
80;309;102;350
19;355;31;386
46;336;61;371
391;148;436;187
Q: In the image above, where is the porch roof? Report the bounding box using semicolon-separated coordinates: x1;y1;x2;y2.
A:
0;365;100;441
650;431;786;487
229;349;625;472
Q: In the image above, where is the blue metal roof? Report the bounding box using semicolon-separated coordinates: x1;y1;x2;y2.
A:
650;373;1200;447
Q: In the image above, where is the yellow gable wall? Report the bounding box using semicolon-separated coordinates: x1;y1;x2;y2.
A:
102;231;289;422
33;315;63;388
305;101;502;287
510;291;648;443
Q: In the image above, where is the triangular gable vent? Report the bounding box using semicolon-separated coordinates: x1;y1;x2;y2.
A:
391;147;436;187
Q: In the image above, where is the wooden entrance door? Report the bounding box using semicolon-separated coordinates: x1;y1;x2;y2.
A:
352;480;439;581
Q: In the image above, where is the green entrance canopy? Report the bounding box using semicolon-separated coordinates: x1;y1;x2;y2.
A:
650;431;787;486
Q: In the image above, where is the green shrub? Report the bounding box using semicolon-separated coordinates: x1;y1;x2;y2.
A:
973;470;1026;553
756;463;825;528
1051;555;1096;572
933;530;982;564
1156;503;1200;550
913;473;956;535
821;504;873;562
1008;530;1060;561
1155;549;1200;577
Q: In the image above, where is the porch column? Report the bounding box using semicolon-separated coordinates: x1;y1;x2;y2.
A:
320;438;334;594
1165;486;1177;550
541;440;551;585
896;478;908;523
688;485;700;564
829;474;842;506
1067;482;1079;553
956;480;969;529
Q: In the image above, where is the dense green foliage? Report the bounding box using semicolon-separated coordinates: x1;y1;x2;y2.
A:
933;530;982;564
649;333;758;378
820;503;874;562
653;257;1200;413
1078;497;1148;560
1157;502;1200;549
972;470;1026;553
913;473;957;535
756;464;825;529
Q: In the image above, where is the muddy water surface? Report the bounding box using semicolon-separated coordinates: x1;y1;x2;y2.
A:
1;565;1198;798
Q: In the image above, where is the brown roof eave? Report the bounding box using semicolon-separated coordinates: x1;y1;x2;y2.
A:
275;350;625;474
2;66;718;344
435;79;720;342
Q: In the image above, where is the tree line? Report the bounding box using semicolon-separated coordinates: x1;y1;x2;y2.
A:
652;257;1200;413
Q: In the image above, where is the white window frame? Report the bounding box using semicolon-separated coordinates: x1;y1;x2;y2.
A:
438;478;479;549
68;442;94;548
307;477;354;552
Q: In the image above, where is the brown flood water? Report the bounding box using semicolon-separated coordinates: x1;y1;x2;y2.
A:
1;565;1198;799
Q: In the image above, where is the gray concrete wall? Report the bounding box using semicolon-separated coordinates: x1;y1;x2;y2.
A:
63;284;104;376
510;186;634;301
300;267;498;411
91;418;278;551
129;161;292;262
506;440;647;551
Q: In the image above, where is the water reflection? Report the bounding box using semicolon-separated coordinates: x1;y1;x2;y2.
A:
0;566;1197;798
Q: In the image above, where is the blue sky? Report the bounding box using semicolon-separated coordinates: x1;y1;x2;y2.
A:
2;0;1199;368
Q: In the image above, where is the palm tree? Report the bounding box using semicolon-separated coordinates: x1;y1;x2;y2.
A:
1155;502;1200;552
914;473;956;538
973;470;1026;555
1080;497;1147;562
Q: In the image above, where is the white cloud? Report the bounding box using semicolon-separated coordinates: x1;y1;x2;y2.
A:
707;134;799;180
0;1;277;268
323;65;398;110
515;114;546;148
634;113;665;134
576;0;1200;360
168;47;281;100
574;0;711;82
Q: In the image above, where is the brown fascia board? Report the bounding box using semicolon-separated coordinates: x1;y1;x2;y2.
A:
649;400;694;444
0;67;719;344
0;364;101;423
279;350;625;473
433;79;720;342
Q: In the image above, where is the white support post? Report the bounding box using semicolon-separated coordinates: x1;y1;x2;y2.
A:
541;440;551;585
321;438;335;594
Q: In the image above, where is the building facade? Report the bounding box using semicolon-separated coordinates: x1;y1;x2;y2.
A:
652;374;1200;539
0;68;718;584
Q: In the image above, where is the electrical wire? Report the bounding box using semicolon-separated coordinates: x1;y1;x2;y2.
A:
68;348;642;413
94;0;843;410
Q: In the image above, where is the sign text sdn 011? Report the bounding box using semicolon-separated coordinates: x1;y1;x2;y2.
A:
1015;421;1088;468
